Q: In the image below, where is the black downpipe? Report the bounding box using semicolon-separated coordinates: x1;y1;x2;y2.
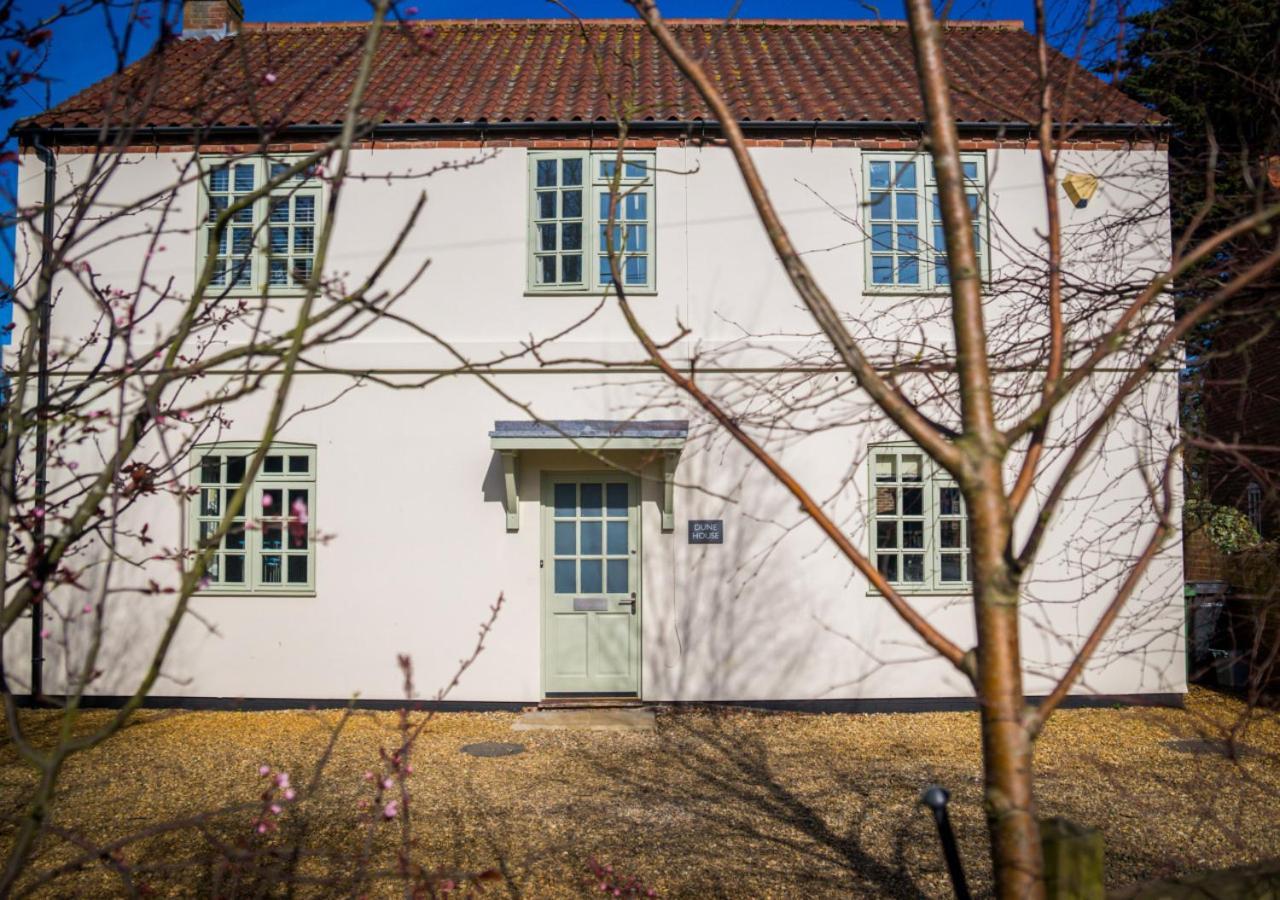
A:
29;136;55;700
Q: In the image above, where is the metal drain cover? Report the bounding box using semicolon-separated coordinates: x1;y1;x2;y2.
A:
461;741;526;758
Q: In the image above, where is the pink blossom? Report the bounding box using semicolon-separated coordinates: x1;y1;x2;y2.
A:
261;494;273;508
39;628;51;639
275;772;290;788
270;803;282;814
257;822;268;834
283;787;296;801
363;770;374;782
263;72;277;85
82;604;92;614
382;800;398;819
258;764;271;776
381;777;393;790
68;461;79;471
32;506;44;519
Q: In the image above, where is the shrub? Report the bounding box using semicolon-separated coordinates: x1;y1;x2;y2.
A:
1184;499;1262;554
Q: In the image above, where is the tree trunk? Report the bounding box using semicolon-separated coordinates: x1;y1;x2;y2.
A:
965;446;1045;899
973;538;1045;898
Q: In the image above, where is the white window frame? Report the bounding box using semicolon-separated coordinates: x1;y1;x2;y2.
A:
867;443;971;593
196;155;325;297
863;152;988;293
527;150;656;294
189;442;317;596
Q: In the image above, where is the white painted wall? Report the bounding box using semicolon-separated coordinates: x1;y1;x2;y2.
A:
4;141;1184;702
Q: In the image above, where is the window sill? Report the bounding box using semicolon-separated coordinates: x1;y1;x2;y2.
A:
864;286;948;296
196;589;317;598
864;286;996;297
866;587;972;597
203;288;315;299
523;289;658;298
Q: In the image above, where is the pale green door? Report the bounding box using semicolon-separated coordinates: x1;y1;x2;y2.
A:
542;474;641;696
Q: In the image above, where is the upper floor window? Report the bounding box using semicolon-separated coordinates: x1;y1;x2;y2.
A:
869;444;970;591
528;151;655;293
198;157;323;295
191;442;316;594
864;154;987;291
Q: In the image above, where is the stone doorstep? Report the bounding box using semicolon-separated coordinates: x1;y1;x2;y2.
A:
512;707;657;732
536;696;646;709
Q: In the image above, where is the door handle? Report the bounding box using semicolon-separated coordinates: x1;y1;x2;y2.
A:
618;596;636;614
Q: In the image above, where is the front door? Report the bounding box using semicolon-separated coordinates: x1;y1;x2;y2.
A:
541;474;641;696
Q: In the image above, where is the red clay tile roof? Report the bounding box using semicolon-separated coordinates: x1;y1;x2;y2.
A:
23;19;1157;132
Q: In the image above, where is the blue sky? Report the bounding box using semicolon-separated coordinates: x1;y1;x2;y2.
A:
2;0;1130;343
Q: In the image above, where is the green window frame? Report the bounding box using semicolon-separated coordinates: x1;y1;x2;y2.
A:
864;153;988;292
190;442;317;595
869;443;971;592
197;156;324;296
527;151;655;293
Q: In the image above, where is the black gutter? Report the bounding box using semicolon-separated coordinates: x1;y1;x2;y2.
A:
14;118;1168;146
29;136;54;700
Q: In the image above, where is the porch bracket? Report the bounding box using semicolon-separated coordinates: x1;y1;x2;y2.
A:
661;449;681;533
500;450;520;531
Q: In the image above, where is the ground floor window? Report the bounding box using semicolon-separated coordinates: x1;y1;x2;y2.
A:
190;443;316;594
869;443;970;591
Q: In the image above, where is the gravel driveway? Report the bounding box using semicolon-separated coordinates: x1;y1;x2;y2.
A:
3;688;1278;897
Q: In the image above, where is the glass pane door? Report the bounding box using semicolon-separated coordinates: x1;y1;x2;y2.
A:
551;480;630;596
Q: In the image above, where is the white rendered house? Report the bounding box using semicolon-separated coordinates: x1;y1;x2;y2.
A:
5;4;1184;708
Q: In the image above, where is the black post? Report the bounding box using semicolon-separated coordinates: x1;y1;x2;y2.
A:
922;785;971;900
29;135;55;700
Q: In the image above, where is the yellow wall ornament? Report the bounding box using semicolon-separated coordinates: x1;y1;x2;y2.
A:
1062;172;1099;208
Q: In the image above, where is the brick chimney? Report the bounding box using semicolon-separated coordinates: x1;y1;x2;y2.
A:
182;0;245;39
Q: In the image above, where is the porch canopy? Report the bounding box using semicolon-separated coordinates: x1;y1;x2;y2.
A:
488;420;688;532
